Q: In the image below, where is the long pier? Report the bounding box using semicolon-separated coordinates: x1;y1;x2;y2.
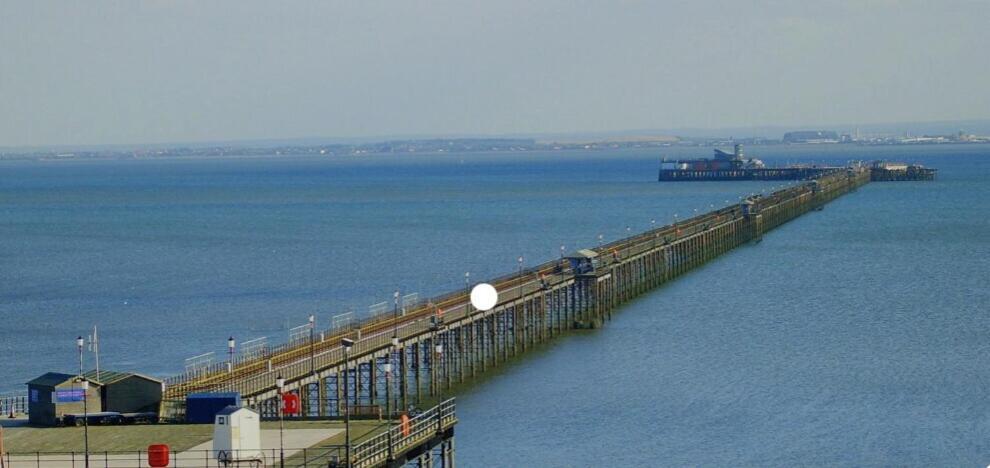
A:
658;161;935;182
658;166;843;181
157;166;872;436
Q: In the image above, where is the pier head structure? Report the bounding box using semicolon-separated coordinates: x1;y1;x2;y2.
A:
148;165;888;465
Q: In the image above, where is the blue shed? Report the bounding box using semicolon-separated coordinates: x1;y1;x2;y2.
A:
185;392;241;424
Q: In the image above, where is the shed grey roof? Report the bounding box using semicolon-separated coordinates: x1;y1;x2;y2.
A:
216;405;256;416
26;372;78;387
567;249;599;259
82;370;162;385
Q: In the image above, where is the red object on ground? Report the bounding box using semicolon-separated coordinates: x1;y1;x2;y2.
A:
147;444;170;467
282;393;301;415
400;414;411;437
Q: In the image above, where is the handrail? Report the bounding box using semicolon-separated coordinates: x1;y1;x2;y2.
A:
162;168;868;400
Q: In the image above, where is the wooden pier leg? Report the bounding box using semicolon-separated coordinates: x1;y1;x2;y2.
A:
469;321;477;380
457;325;467;382
442;436;456;468
400;343;408;410
502;309;509;362
480;319;488;373
317;378;327;417
444;332;452;391
514;303;521;356
413;342;422;404
427;338;435;398
520;300;528;352
335;371;343;417
369;358;377;407
488;314;497;368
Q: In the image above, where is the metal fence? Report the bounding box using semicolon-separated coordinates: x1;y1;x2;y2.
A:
1;398;456;468
0;394;27;416
1;447;344;467
158;179;775;403
160;199;737;401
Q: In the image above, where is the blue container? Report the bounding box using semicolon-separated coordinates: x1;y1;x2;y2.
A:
185;392;241;424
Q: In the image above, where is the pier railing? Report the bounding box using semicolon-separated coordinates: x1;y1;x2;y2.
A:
160;168;871;414
162;202;733;400
350;398;456;468
0;393;27;416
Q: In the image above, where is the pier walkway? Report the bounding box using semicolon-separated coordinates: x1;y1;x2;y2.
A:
156;167;873;433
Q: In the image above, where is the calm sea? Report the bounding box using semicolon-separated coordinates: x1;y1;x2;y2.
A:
1;145;988;465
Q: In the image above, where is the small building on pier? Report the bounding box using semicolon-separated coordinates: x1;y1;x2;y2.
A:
870;161;936;181
565;249;600;275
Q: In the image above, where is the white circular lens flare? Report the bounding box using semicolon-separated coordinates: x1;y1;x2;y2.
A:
470;283;498;311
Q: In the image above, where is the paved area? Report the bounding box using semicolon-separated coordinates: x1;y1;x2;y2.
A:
1;428;342;467
0;417;29;428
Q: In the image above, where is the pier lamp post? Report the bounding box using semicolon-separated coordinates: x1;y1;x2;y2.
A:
384;347;394;461
434;342;444;434
464;272;471;315
276;375;285;468
393;290;400;336
517;254;524;285
651;219;657;248
390;289;400;414
77;377;90;468
76;335;89;467
560;245;565;259
308;314;316;375
76;336;84;376
341;337;355;466
228;337;235;373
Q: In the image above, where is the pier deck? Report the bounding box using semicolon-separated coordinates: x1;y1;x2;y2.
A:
4;163;918;467
154;168;872;432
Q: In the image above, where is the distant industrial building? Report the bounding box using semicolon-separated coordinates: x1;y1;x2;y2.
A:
783;130;840;144
660;144;765;172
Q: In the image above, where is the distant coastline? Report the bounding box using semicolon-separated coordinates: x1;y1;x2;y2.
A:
3;132;990;162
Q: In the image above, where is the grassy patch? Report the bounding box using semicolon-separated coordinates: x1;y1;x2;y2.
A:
1;419;365;453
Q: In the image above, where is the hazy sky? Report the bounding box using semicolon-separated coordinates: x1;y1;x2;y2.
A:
2;1;988;147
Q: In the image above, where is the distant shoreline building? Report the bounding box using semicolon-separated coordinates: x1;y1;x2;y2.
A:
783;130;840;144
660;144;765;172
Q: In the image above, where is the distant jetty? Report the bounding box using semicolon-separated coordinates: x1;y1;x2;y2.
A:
658;145;936;182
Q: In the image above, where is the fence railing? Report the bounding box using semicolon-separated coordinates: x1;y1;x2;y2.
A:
161;190;754;402
1;399;456;468
1;447;343;467
351;398;456;468
0;394;27;416
161;170;860;401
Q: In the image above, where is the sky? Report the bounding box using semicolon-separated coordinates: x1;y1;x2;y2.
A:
1;0;988;147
